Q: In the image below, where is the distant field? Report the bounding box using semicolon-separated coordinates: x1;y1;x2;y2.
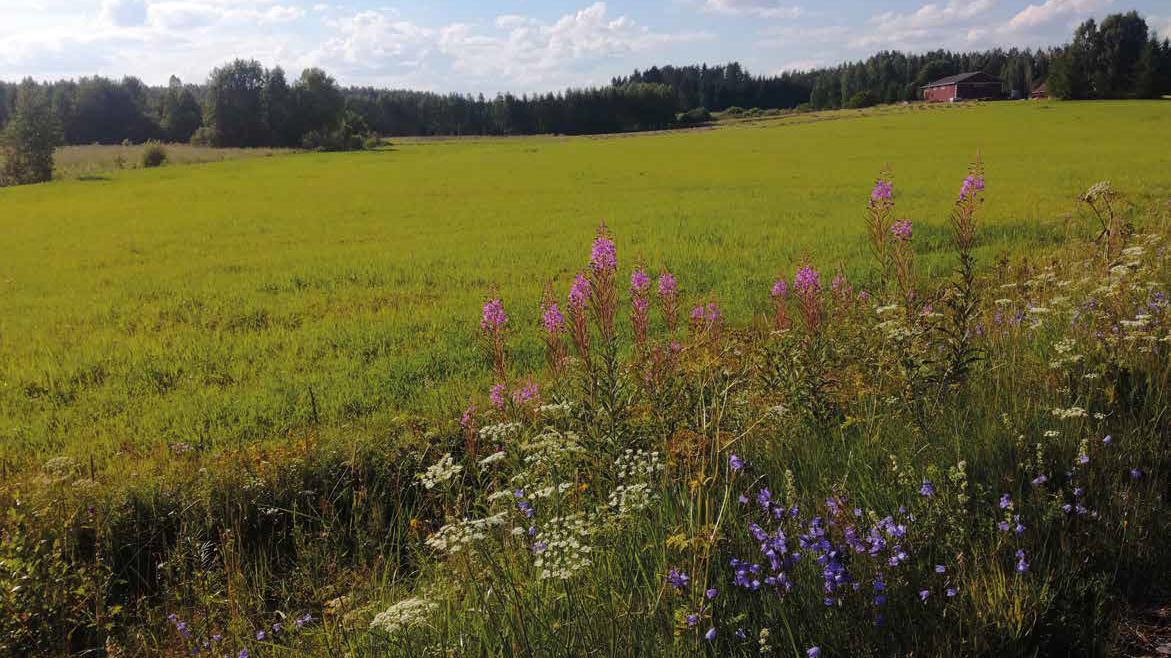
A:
1;100;1169;467
49;143;295;180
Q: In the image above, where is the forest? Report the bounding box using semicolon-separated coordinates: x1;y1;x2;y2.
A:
0;10;1168;147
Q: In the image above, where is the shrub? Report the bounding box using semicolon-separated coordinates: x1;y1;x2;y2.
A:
141;140;167;168
189;127;215;147
363;135;383;150
796;102;814;112
847;90;879;109
724;106;746;115
677;107;712;126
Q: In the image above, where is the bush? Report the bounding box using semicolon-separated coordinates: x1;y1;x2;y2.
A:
141;141;167;168
189;127;215;147
846;90;879;109
302;129;366;152
796;102;814;113
363;135;383;150
677;107;712;126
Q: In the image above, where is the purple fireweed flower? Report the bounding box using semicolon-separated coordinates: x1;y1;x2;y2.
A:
706;588;718;600
690;305;704;320
793;267;821;295
891;219;912;242
871;179;893;201
512;380;539;405
542;303;564;335
1031;474;1048;486
568;274;590;309
959;174;985;200
705;302;720;323
831;273;847;293
667;569;690;589
481;299;508;331
460;403;475;430
858;290;871;301
590;237;617;273
729;454;744;472
490;383;506;410
920;479;935;497
705;627;716;641
771;278;789;298
658;272;677;298
630;268;650;293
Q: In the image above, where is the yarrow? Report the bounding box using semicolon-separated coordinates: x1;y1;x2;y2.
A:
369;597;437;635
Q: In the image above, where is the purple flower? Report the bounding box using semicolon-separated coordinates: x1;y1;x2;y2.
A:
959;174;985;200
1103;435;1113;445
481;299;508;331
998;521;1011;532
271;623;281;634
919;479;935;497
1130;469;1143;480
871;179;893;201
999;494;1012;510
793;267;821;295
690;305;705;320
255;631;266;641
568;274;590;309
1031;474;1048;486
590;237;617;273
658;272;677;298
705;302;720;323
667;569;690;589
891;219;912;242
685;614;699;627
935;565;946;574
771;278;789;298
238;651;249;658
919;589;930;602
807;648;822;658
729;454;744;472
211;635;223;644
1076;455;1089;465
542;303;564;335
490;383;506;410
1015;549;1029;573
630;267;650;293
704;627;716;641
512;380;539;405
947;588;958;597
705;588;718;600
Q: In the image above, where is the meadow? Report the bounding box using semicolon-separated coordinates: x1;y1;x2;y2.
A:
1;101;1169;471
49;143;294;181
2;99;1171;657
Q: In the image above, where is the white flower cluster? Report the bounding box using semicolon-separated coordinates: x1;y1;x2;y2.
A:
533;513;593;580
479;422;521;443
521;429;585;475
537;400;573;416
44;456;77;476
424;512;509;554
615;448;663;481
419;454;462;490
1051;406;1088;420
608;483;655;517
369;597;437;635
478;451;507;468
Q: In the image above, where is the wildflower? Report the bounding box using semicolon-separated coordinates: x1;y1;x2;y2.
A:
807;648;822;658
935;565;946;574
685;614;699;627
705;627;716;641
569;274;591;309
667;569;690;589
919;479;935;497
959;174;985;201
631;267;650;293
238;651;249;658
370;597;437;635
1103;435;1113;445
771;278;789;298
478;451;507;467
706;588;718;599
871;179;893;201
1015;549;1029;573
419;454;462;489
1130;468;1143;480
891;219;912;242
998;521;1011;532
999;494;1012;510
542;302;564;335
729;454;744;472
512;380;539;406
294;614;312;629
255;631;265;641
271;623;281;634
481;299;508;331
793;267;821;295
657;272;677;298
919;589;930;602
947;588;957;597
1031;474;1048;486
590;235;617;273
490;383;506;410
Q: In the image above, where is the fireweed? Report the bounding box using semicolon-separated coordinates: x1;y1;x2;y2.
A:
356;163;1171;658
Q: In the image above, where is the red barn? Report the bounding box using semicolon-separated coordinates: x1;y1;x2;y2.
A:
921;72;1003;102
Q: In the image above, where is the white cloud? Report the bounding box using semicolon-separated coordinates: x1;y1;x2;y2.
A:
100;0;148;26
848;0;997;49
703;0;802;19
1003;0;1111;31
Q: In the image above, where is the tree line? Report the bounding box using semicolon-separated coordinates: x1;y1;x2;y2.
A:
1;8;1168;173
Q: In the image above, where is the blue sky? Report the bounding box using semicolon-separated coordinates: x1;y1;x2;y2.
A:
1;1;1168;92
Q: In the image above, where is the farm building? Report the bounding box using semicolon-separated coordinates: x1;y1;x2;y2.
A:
921;72;1003;102
1031;82;1051;99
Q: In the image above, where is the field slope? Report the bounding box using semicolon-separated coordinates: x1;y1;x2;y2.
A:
1;100;1169;466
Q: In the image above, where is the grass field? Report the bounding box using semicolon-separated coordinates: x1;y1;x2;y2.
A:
47;143;295;180
1;100;1169;469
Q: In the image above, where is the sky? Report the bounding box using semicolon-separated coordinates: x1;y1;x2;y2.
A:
1;0;1168;93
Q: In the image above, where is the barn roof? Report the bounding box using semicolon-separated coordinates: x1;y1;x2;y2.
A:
921;71;1002;89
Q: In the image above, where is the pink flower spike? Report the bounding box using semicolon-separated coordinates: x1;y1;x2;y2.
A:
481;299;508;331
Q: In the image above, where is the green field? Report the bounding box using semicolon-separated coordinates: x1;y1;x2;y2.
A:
1;100;1169;467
